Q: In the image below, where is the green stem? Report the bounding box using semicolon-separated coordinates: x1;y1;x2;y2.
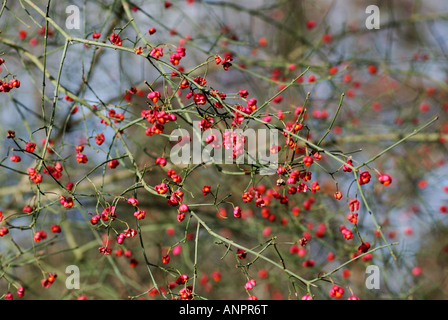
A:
355;116;439;170
316;92;345;146
309;242;399;284
353;170;397;260
190;210;314;287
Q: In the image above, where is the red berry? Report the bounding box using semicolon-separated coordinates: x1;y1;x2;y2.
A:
0;227;9;237
155;156;167;167
303;155;314;167
233;206;242;218
367;64;377;74
202;185;211;196
358;171;371;185
322;33;332;43
347;213;358;224
108;159;119;169
236;249;247;259
306;20;316;29
18;30;27;40
178;204;189;212
358;242;371;253
51;224;61;233
134;210;146;220
25;142;36;153
329;285;344;298
76;153;88;164
10;155;21;162
379;174;392;186
17;287;25;298
110;33;122;46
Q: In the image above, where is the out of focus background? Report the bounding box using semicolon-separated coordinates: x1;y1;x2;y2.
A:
0;0;447;300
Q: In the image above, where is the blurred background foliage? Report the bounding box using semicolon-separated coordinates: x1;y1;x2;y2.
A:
0;0;447;300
